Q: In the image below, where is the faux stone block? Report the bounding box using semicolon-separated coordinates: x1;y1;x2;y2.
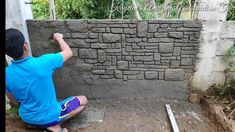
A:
92;28;106;33
126;38;142;43
115;70;123;79
85;39;98;43
170;60;180;68
66;39;89;48
91;43;108;49
124;28;136;34
106;49;122;53
154;53;161;61
158;72;164;80
181;58;193;66
85;59;97;64
71;48;78;57
183;21;202;28
137;21;148;37
154;33;168;38
132;43;140;49
74;63;94;71
71;33;88;39
148;24;159;32
117;61;128;70
145;71;157;80
66;21;88;32
173;47;181;56
159;43;174;53
100;75;114;79
123;71;139;75
89;33;98;39
168;32;183;38
148;38;174;43
125;56;133;61
92;70;106;75
103;34;121;42
126;46;132;52
98;50;106;62
127;75;137;80
79;49;97;59
137;74;144;80
160;24;169;28
170;24;182;28
111;28;123;33
165;69;184;81
134;56;153;61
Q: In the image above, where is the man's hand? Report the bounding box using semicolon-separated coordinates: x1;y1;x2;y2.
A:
53;33;73;62
53;33;64;42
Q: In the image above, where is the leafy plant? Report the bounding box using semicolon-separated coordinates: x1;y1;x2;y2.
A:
31;0;50;19
226;0;235;21
31;0;193;19
6;105;19;119
224;44;235;72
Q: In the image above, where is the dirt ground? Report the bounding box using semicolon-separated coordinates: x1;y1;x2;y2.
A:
6;97;216;132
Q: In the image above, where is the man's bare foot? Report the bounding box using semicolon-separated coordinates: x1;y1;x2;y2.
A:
61;128;68;132
47;124;68;132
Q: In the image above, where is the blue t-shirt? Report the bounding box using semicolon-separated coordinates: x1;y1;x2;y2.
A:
5;53;64;125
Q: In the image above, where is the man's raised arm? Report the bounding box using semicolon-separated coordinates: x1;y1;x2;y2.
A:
53;33;73;62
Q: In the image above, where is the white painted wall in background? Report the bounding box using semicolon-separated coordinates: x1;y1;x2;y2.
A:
196;0;230;21
5;0;33;64
191;21;235;91
191;0;235;91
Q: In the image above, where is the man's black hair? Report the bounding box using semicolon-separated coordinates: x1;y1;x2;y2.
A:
6;28;25;59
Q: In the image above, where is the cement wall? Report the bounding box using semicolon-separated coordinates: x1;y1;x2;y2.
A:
26;19;202;99
195;0;230;21
191;21;235;91
191;0;235;91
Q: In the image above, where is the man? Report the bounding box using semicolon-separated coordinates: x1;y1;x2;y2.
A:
5;28;88;132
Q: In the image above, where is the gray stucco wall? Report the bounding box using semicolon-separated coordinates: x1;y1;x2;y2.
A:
26;20;201;99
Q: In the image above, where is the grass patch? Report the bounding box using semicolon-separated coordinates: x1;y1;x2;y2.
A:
6;105;19;119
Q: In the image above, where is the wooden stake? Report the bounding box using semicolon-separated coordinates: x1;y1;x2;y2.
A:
131;0;142;20
49;0;56;19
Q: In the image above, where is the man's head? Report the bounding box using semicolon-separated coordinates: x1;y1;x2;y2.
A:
6;28;29;59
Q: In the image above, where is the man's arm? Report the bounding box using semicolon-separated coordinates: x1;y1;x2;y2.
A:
53;33;73;62
6;93;19;107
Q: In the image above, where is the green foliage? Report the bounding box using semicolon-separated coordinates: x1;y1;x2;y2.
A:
31;0;82;19
226;0;235;21
224;44;235;95
224;44;235;72
137;0;155;19
31;0;133;19
75;0;111;19
77;0;134;19
55;0;82;19
6;105;19;119
31;0;193;19
31;0;50;19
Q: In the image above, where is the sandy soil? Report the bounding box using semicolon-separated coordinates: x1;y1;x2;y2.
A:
6;97;216;132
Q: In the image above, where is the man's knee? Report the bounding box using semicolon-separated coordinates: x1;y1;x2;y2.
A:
76;95;88;106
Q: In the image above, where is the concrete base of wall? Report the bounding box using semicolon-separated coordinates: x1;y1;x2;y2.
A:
54;69;188;100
